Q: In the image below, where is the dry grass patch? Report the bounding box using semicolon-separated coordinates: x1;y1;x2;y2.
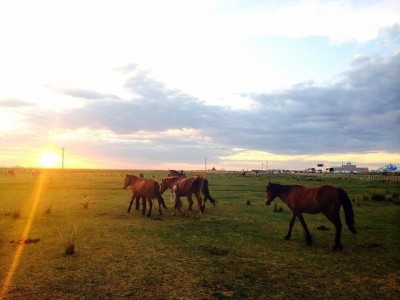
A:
59;226;78;256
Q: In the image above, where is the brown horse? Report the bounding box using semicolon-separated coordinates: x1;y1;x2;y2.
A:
265;182;356;251
123;174;167;217
160;176;216;218
167;169;187;178
5;169;15;177
166;170;216;212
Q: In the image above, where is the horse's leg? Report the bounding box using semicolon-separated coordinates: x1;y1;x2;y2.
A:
195;191;203;218
285;212;297;240
296;213;313;245
324;211;343;251
171;188;177;216
174;196;185;215
158;197;163;216
127;195;135;213
186;195;194;217
147;198;153;217
141;197;146;215
135;196;140;210
201;198;207;213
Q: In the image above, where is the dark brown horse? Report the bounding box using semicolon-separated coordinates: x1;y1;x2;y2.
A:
123;174;167;217
265;182;356;251
160;176;216;218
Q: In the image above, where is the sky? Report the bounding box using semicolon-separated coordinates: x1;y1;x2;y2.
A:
0;0;399;171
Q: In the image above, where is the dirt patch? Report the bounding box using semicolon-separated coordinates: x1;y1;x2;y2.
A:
10;238;40;245
200;245;229;256
316;225;329;231
359;242;381;248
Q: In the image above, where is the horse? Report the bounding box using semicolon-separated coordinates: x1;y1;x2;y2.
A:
264;182;356;251
160;176;216;218
166;170;216;212
167;169;187;178
5;169;15;177
123;174;167;217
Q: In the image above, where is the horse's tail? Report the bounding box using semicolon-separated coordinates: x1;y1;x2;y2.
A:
154;182;168;210
202;179;216;206
338;188;357;234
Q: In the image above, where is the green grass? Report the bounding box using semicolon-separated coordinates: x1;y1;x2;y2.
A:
0;169;399;299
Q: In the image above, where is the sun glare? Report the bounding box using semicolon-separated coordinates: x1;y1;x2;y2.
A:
38;151;61;168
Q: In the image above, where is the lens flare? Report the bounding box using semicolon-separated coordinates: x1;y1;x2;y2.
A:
0;172;47;298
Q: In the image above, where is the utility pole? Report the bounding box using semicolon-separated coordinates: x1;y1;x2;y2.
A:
62;147;65;169
204;158;207;176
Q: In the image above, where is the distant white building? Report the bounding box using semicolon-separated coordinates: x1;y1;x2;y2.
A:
376;163;398;173
330;162;369;173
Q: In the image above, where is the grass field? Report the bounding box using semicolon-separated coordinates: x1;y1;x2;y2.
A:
1;169;399;299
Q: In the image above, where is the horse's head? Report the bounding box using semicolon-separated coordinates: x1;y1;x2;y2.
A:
123;174;131;189
265;182;278;205
159;180;168;194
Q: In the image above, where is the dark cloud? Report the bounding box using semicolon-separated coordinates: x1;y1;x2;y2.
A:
245;53;400;154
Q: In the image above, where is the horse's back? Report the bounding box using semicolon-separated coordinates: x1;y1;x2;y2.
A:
288;185;340;213
143;178;160;197
176;176;202;195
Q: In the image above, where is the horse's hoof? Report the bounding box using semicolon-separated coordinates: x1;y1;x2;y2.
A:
284;235;291;240
306;236;313;246
332;244;343;251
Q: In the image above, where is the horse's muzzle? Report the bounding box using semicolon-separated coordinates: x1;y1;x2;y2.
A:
265;198;271;206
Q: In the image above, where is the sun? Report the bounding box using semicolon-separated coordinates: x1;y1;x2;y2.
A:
38;151;61;168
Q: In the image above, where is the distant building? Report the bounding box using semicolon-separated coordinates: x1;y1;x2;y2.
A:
330;162;369;173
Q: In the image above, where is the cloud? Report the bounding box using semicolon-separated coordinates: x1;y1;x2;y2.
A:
224;1;400;43
56;88;122;102
0;99;33;107
379;23;400;41
48;51;399;169
58;71;227;134
246;53;400;154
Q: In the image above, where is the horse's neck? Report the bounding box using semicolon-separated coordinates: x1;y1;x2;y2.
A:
276;185;292;202
277;185;303;203
129;176;140;185
165;177;180;187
